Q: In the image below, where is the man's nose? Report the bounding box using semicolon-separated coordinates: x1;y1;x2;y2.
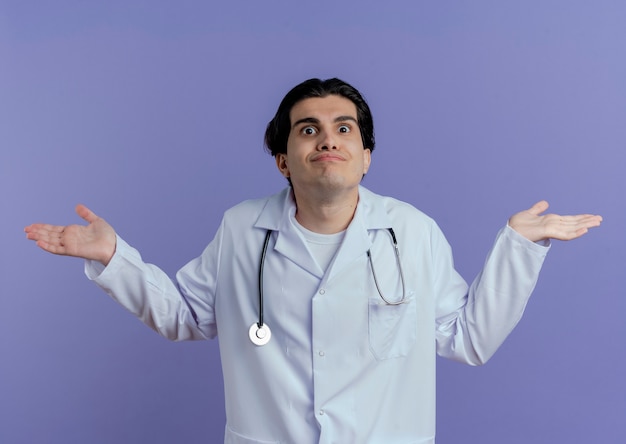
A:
317;130;337;150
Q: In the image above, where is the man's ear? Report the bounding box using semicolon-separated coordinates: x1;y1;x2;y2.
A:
362;148;372;174
275;153;290;178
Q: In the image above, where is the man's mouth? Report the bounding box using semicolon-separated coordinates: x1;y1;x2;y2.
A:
312;153;344;161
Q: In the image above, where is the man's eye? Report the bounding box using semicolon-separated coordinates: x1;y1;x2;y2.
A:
338;125;351;133
302;126;317;135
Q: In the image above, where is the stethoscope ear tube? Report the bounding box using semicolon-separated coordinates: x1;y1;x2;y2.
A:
367;228;407;306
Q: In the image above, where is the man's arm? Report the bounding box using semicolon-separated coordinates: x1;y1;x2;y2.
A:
435;201;602;365
25;205;213;341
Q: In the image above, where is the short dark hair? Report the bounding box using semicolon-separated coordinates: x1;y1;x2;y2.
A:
264;78;375;156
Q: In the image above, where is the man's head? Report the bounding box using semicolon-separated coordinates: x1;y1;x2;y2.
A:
264;78;375;157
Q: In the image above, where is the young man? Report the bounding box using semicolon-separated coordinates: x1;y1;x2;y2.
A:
25;78;602;443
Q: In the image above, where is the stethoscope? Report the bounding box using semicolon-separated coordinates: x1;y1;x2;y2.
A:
249;228;407;346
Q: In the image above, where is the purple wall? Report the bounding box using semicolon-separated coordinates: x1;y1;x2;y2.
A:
2;2;624;443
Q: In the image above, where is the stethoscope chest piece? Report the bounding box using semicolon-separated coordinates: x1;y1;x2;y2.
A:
249;323;272;346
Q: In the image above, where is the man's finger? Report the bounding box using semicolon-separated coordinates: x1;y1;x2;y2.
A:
76;204;98;224
527;200;549;216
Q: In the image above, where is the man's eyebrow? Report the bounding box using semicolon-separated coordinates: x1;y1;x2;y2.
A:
292;115;358;128
334;115;358;124
292;117;319;128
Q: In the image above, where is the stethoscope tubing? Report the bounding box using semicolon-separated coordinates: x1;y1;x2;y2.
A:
258;229;273;328
367;228;407;306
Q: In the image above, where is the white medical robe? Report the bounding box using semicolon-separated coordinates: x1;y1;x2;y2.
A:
86;186;549;443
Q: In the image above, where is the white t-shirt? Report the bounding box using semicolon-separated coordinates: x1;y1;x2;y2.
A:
292;216;345;273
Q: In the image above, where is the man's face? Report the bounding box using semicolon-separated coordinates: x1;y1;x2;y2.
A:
276;95;371;199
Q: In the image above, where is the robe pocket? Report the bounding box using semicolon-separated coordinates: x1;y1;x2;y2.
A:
368;295;417;360
225;426;280;444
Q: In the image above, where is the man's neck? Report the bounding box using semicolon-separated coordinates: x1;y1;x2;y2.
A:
292;187;359;234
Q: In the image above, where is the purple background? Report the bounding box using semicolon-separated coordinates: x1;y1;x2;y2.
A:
1;1;624;443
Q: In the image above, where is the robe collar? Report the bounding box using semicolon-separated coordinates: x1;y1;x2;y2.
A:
254;186;393;280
